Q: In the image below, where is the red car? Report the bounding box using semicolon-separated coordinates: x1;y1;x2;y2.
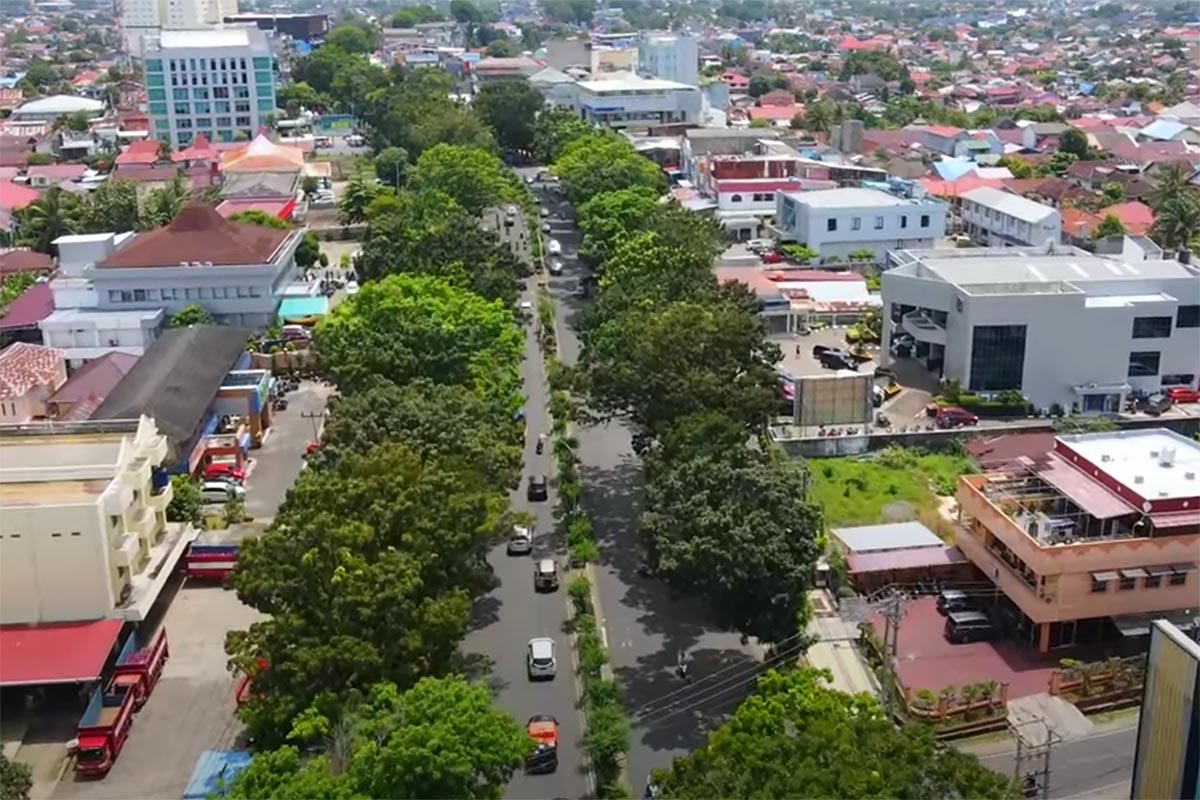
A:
1166;387;1200;404
936;406;979;429
203;463;245;483
761;251;784;264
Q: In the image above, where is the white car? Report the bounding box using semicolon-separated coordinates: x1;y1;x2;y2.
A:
527;637;557;679
541;222;552;233
548;260;564;276
346;280;360;295
200;480;245;504
508;525;533;555
547;239;562;256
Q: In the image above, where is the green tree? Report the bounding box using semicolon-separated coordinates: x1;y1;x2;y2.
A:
997;155;1034;179
554;132;666;205
295;231;321;270
474;82;545;153
54;110;92;132
1058;127;1090;159
13;186;84;253
839;50;910;82
642;440;822;643
338;167;381;225
141;176;189;228
1149;162;1192;211
450;0;482;24
531;108;591;164
0;753;33;800
485;38;517;56
407;144;520;214
170;303;216;327
542;0;594;24
391;4;443;26
374;146;409;190
82;179;140;233
325;19;381;54
165;475;203;525
362;69;494;158
576;187;661;265
276;81;323;115
800;100;835;134
229;678;529;800
312;274;523;408
229;210;291;229
1152;191;1200;250
655;669;1016;799
1094;213;1128;239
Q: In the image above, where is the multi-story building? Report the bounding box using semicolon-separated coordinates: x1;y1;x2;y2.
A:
954;429;1200;653
637;31;699;87
557;72;701;128
0;416;191;625
771;184;948;262
881;247;1200;411
959;186;1062;249
1131;619;1199;800
143;27;277;148
121;0;240;54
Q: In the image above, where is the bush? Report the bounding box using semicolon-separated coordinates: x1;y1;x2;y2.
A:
318;252;330;267
166;475;203;525
568;575;592;606
780;243;818;263
570;538;599;566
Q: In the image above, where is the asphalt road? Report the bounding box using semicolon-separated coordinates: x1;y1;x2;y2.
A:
523;168;766;792
963;720;1137;799
460;266;588;800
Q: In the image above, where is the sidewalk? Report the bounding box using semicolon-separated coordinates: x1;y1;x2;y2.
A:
806;590;880;697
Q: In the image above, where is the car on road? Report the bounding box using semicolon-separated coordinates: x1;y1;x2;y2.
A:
1166;386;1200;404
525;715;559;773
761;251;784;264
534;558;559;591
527;474;548;501
936;406;979;429
203;463;245;484
508;525;533;555
540;206;550;217
547;239;562;256
572;283;589;299
526;175;535;184
200;480;246;504
548;260;564;275
541;222;552;233
527;637;557;679
518;299;534;321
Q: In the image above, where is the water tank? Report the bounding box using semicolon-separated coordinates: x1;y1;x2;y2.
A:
1160;446;1176;467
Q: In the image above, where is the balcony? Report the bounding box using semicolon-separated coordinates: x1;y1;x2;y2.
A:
127;507;158;545
900;310;947;346
146;480;173;513
113;533;142;569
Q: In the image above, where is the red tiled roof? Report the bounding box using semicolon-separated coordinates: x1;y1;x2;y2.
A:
0;282;54;330
115;166;182;183
0;342;64;400
100;202;293;268
27;164;87;180
0;249;52;276
1098;201;1154;236
115;139;160;166
215;198;296;220
1061;207;1103;238
926;125;964;138
964;432;1058;470
747;105;802;122
0;181;39;211
172;132;218;163
46;351;139;406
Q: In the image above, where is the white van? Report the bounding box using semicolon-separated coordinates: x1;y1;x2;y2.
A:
201;481;246;504
547;239;562;256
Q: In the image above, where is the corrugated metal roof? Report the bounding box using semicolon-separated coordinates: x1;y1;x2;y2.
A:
831;521;944;553
0;619;123;686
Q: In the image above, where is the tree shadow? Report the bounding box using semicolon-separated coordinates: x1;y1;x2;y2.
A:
468;594;502;632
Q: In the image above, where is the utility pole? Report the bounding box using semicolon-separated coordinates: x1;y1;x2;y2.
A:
877;590;906;717
300;410;325;443
1011;717;1058;800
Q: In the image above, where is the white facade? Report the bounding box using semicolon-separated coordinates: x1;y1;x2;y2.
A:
960;186;1062;249
0;417;193;624
559;72;701;128
882;247;1200;412
773;186;948;262
122;0;239;54
637;32;699;87
143;27;276;148
40;309;163;366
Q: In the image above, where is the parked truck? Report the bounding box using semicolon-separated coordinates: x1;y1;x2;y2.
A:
185;543;239;581
74;685;136;777
107;629;169;710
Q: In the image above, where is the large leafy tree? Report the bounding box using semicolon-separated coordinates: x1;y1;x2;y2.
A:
82;179;140;233
374;146;409;190
0;752;33;800
169;303;215;327
655;669;1016;799
13;186;84;253
337;167;382;225
359;189;523;306
641;440;821;643
313;274;523;410
583;298;783;448
474;82;545;153
1153;192;1200;250
363;69;494;158
554;132;666;205
406;144;522;215
576;187;661;265
141;175;189;228
230;678;528;800
531;107;591;164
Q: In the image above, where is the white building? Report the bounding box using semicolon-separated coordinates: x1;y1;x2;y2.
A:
143;27;276;148
122;0;239;54
772;185;948;263
637;31;699;87
882;247;1200;412
959;186;1062;249
9;95;105;123
0;416;195;624
558;71;701;128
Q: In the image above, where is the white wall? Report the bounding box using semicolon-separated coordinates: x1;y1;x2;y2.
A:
569;83;702;127
785;198;947;261
962;199;1062;249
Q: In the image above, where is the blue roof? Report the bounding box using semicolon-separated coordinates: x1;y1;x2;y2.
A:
278;295;329;322
1140;119;1188;141
933;159;976;181
182;750;252;799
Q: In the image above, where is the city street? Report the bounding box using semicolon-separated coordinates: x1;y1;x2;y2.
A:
523;167;765;790
460;270;588;800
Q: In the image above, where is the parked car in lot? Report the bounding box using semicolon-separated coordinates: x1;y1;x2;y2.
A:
203;463;245;484
761;251;784;264
527;637;557;679
944;610;998;644
200;480;246;504
527;474;548;501
1142;393;1174;416
508;525;533;555
534;558;559;591
1166;387;1200;404
936;406;979;428
936;589;972;615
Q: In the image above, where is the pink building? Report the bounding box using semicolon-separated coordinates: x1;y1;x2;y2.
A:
0;342;67;423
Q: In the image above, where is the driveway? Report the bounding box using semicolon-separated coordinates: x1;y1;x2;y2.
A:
525;168;765;789
243;381;333;520
460;271;587;800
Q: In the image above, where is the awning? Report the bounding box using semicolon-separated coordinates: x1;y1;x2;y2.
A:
1120;567;1149;579
847;546;967;574
1038;457;1134;520
1171;563;1198;573
1113;610;1200;638
1146;565;1176;576
0;619;123;686
1091;571;1120;582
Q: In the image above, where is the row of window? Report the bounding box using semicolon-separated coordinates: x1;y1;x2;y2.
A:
1127;351;1195;382
1091;570;1189;593
826;214;932;233
148;56;272;72
728;193;776;203
108;286;262;303
176;116;254;130
1130;309;1198;339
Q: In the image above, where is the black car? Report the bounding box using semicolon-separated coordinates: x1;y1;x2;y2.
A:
527;474;548;501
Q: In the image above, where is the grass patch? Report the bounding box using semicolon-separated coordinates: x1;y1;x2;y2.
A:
808;446;972;527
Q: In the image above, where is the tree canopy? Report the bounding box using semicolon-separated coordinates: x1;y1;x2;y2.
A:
474;82;545;154
655;669;1016;799
554;132;666;206
407;144;524;215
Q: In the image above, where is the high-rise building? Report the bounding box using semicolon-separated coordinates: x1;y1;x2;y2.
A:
120;0;239;55
637;31;699;88
1131;619;1200;800
143;27;277;148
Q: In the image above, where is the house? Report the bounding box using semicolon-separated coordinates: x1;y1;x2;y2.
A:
922;125;967;156
9;95;104;123
0;249;53;277
959;186;1062;248
0;341;67;423
0;282;55;348
44;351;139;420
115;138;163;170
1099;201;1155;237
25;164;88;188
558;72;702;128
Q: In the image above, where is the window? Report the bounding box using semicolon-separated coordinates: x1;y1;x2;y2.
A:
172;88;188;101
874;216;884;230
1090;577;1108;593
1162;374;1195;386
178;118;193;129
827;218;838;232
920;214;930;228
197;287;209;300
148;88;167;102
133;289;147;301
257;98;275;112
1177;304;1200;328
249;286;262;297
235;85;250;98
194;102;211;114
235;100;250;113
213;86;229;99
215;101;231;113
900;216;908;229
1144;574;1161;589
235;116;251;127
969;325;1027;391
1127;351;1161;377
236;286;249;298
730;194;742;203
1169;571;1188;587
174;103;189;115
1132;316;1172;338
254;70;273;85
196;117;212;128
1118;575;1136;591
149;102;168;116
147;73;165;88
193;87;210;100
253;56;272;69
851;216;861;231
146;59;163;72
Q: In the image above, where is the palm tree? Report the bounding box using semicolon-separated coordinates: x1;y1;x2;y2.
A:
17;186;83;253
141;175;189;229
1149;163;1192;211
802;101;834;134
1152;192;1200;250
1060;658;1102;697
978;680;1001;715
959;683;983;720
938;685;957;716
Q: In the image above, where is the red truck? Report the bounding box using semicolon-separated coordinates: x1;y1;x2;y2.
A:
74;686;136;777
185;543;239;581
107;629;169;710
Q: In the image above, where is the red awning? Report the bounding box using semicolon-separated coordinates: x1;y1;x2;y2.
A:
847;546;967;574
0;620;123;686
